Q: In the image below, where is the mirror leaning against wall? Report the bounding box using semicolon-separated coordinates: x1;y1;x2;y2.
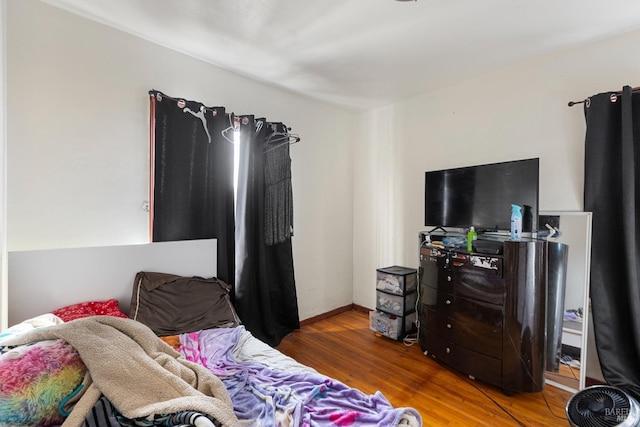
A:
540;211;604;392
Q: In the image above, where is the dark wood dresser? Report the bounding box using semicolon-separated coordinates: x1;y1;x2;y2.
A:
418;234;547;394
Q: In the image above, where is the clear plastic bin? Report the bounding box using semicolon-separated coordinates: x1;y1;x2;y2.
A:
369;310;402;340
376;290;418;316
376;266;417;296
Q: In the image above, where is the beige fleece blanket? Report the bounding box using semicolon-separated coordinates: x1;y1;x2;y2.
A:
1;316;239;427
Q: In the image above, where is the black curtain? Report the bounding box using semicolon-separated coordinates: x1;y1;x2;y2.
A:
149;90;235;285
584;85;640;400
234;116;300;346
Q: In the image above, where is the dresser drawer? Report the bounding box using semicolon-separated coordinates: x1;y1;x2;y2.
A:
421;285;503;328
420;247;448;288
422;328;502;388
422;307;502;358
442;254;504;305
449;252;503;276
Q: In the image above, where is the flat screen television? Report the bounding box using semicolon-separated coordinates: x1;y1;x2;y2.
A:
424;158;539;233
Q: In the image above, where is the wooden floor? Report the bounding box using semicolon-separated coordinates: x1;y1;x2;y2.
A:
276;310;573;426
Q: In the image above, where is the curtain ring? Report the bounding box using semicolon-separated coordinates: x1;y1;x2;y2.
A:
610;93;618;103
585;97;591;108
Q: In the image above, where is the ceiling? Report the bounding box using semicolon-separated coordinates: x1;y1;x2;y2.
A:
43;0;640;112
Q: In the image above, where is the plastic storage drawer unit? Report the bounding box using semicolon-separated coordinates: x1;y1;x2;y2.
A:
373;265;418;341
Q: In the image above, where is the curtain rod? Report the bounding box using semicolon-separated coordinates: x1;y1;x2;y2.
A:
567;99;587;107
568;86;640;107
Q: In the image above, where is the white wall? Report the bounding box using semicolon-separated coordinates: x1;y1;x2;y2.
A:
353;30;640;309
0;0;7;331
7;1;355;321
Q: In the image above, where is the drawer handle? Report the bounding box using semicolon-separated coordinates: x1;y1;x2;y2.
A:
446;323;452;329
445;299;451;305
446;347;451;354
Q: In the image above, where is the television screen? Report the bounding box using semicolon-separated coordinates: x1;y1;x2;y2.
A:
424;158;539;232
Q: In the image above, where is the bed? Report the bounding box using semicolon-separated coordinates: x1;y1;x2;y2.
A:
0;240;422;426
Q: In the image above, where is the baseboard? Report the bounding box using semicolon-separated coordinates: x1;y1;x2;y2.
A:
352;304;371;314
300;304;372;327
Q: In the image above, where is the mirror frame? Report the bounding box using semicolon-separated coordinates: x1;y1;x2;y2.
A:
541;211;592;392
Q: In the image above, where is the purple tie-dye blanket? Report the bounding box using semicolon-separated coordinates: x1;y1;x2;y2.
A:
178;326;422;427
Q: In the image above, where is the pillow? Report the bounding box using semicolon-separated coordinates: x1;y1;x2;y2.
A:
0;313;63;345
0;339;87;426
160;335;182;351
129;271;240;336
52;299;128;322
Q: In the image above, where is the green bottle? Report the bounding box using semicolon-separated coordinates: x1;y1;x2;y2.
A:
467;226;477;252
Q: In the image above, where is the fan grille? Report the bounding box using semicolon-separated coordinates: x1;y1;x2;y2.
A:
567;387;632;427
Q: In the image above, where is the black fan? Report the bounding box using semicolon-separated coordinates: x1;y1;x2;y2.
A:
566;385;640;427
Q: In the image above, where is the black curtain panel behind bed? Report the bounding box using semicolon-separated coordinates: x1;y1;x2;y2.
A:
149;90;235;286
235;117;300;347
149;91;300;346
584;85;640;401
